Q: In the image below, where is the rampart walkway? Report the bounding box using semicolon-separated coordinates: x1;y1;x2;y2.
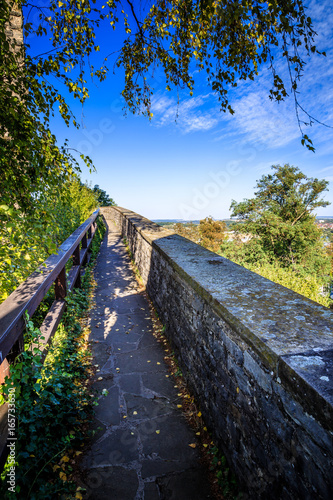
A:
79;221;214;499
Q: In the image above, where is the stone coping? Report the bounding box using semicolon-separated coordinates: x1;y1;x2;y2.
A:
102;207;333;429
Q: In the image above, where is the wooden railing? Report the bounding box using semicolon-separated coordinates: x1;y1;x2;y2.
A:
0;208;100;468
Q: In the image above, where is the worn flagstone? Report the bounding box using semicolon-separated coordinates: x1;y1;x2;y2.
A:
78;221;214;500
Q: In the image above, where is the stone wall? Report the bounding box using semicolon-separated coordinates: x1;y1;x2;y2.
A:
102;206;333;499
5;2;24;54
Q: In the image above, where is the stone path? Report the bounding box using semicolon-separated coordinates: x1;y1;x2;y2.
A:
79;221;215;500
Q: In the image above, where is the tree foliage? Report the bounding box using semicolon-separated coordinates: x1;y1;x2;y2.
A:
0;0;325;212
0;0;103;211
174;222;200;243
0;177;99;303
198;217;227;252
93;184;116;206
174;217;227;252
119;0;323;152
0;1;114;302
229;164;330;274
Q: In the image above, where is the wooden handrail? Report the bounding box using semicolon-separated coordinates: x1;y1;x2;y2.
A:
0;208;100;469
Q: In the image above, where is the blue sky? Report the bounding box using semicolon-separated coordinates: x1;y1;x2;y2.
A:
44;0;333;220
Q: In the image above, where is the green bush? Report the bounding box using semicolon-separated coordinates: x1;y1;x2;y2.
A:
0;177;100;303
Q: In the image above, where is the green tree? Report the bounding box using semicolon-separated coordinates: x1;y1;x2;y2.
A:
229;164;330;274
93;185;115;207
174;222;200;243
199;217;227;253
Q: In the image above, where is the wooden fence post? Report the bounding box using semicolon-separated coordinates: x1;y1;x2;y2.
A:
55;267;67;299
73;245;81;288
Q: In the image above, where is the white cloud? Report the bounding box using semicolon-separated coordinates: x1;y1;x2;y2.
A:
230;89;299;148
151;93;220;133
318;166;333;173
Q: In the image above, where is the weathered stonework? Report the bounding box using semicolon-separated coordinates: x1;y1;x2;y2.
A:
102;206;333;499
5;3;24;52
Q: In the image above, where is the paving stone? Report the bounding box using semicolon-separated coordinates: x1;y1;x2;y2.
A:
124;393;174;421
114;346;167;374
82;427;139;468
142;372;179;399
119;373;142;394
157;468;213;500
88;325;109;342
138;414;201;463
106;327;142;344
139;330;159;349
90;341;112;368
111;293;149;312
112;341;139;353
83;467;139;500
144;481;160;500
88;419;107;445
141;458;196;479
91;373;115;393
94;385;120;426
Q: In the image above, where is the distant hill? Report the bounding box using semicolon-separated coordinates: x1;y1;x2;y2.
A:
153;219;234;227
153;219;184;223
153;219;201;226
154;217;333;224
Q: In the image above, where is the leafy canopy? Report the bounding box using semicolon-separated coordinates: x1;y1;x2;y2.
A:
199;217;227;253
230;164;330;272
119;0;323;151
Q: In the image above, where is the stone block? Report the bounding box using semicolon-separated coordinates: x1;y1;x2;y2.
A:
244;350;272;394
